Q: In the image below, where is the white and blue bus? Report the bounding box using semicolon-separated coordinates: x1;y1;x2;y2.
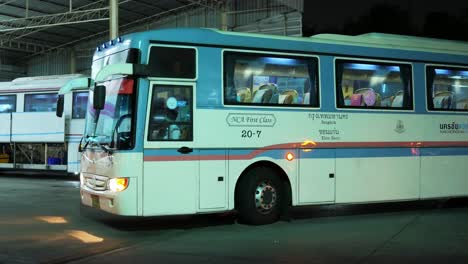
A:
0;74;89;174
77;28;468;224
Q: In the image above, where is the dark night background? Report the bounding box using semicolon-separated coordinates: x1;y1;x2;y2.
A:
303;0;468;41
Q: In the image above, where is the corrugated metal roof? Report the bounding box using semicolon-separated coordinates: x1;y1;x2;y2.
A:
0;0;303;79
0;0;225;57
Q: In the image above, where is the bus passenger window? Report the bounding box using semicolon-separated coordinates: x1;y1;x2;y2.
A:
427;66;468;111
224;51;319;107
72;91;89;119
148;85;193;141
24;93;58;112
0;95;16;113
336;60;413;110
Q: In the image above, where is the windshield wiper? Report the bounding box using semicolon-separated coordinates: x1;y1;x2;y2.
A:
79;135;113;155
90;137;114;155
78;136;91;152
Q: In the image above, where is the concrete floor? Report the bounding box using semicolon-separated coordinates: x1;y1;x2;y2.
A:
1;174;468;264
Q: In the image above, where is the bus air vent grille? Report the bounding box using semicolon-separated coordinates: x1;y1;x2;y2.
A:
84;174;108;191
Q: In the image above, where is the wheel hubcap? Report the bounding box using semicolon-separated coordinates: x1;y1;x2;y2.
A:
255;180;277;214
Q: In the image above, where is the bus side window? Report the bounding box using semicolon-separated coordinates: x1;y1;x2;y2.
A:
336;60;413;110
72;91;89;119
148;85;193;141
223;51;319;107
0;94;16;113
427;66;468;111
24;93;59;112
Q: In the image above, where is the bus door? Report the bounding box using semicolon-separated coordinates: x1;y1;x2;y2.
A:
143;82;198;215
67;90;89;172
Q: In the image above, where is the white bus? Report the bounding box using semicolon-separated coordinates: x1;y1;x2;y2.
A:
0;74;89;175
76;28;468;224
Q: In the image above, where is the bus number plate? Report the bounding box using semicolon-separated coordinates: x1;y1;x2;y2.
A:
91;195;100;209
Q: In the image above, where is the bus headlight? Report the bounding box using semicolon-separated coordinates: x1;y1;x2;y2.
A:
108;178;129;192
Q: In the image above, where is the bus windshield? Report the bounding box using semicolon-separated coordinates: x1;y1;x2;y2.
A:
84;76;136;150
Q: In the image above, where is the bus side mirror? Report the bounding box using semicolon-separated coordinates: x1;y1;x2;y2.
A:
56;95;64;117
93;85;106;110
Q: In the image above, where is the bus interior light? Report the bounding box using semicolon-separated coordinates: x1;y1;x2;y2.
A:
108;178;129;192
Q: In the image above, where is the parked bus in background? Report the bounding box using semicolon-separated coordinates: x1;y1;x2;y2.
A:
77;28;468;225
0;74;89;175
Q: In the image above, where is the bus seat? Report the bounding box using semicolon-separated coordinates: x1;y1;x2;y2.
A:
391;90;404;107
352;88;374;106
252;89;267;103
381;96;393;107
374;93;382;106
262;83;279;94
269;93;279;104
344;96;351;106
236;87;251;103
303;92;310;105
253;84;276;103
362;90;376;106
279;89;298;104
456;98;468;110
433;91;455;109
350;94;362;106
279;94;293;104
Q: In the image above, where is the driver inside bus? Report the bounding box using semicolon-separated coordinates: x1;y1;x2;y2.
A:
151;97;181;140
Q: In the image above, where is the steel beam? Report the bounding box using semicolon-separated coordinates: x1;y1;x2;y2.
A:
0;8;109;46
0;0;19;8
24;1;225;57
0;38;50;53
0;8;109;30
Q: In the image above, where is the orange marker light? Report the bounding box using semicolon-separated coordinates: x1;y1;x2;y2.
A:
286;152;294;161
108;177;129;192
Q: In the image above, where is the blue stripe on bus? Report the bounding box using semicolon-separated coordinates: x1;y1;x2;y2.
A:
336;148;417;158
200;149;226;155
232;149;289;159
143;147;468;160
299;149;335;159
420;148;468;157
144;149;186;156
12;132;63;136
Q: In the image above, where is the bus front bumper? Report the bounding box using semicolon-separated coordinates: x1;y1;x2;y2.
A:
80;176;138;216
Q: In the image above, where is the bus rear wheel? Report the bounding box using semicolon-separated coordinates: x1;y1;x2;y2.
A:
236;166;284;225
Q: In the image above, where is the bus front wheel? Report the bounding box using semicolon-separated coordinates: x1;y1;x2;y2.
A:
236;166;284;225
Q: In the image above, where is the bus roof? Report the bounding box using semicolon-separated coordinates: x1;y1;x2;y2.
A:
8;74;86;91
120;28;468;63
0;82;11;90
213;29;468;55
309;32;468;55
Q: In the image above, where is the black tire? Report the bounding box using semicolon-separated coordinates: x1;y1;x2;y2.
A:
236;166;284;225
